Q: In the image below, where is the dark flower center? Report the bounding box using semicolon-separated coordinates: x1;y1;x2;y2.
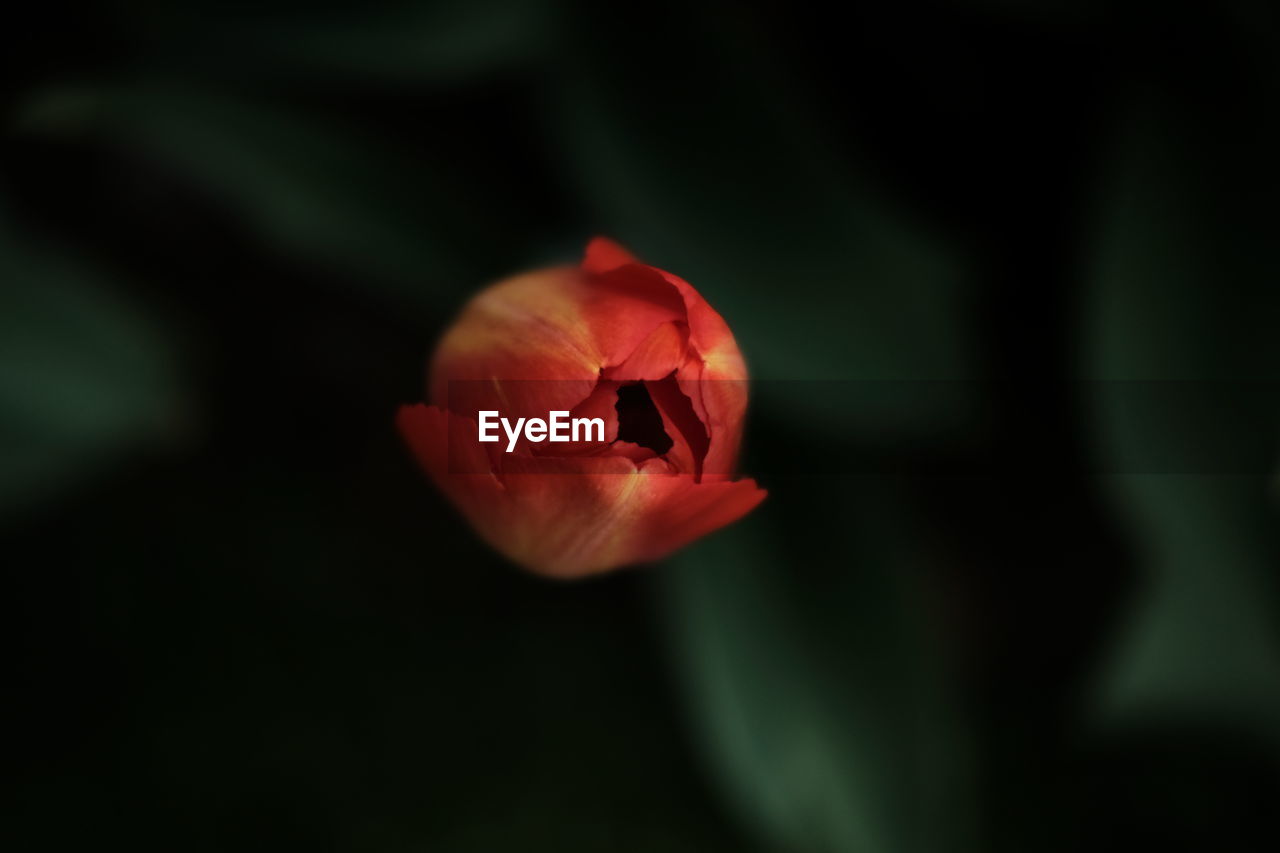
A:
615;383;674;454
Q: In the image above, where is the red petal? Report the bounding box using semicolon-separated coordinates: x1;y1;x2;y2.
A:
584;265;686;367
645;374;709;477
582;236;639;273
657;270;747;381
583;246;751;479
431;264;684;426
604;321;689;382
495;462;763;577
630;477;767;563
677;355;748;480
430;267;600;421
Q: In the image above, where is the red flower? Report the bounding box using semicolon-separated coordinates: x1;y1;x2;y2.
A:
396;238;765;578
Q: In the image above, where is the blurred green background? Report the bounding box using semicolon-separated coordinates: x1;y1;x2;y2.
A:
5;1;1280;851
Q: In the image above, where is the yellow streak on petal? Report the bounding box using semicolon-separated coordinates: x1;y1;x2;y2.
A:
436;267;604;375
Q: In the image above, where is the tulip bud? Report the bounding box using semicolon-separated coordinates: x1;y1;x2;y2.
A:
397;238;765;578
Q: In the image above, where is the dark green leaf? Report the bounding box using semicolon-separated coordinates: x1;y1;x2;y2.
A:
0;213;179;511
1085;97;1280;741
658;487;973;853
17;84;479;308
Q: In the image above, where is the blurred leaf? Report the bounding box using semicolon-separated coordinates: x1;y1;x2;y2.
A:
0;213;178;512
1085;96;1280;741
550;9;975;436
659;486;973;853
16;84;479;308
128;0;561;83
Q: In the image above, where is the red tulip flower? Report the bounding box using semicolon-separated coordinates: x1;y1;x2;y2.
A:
396;238;765;578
